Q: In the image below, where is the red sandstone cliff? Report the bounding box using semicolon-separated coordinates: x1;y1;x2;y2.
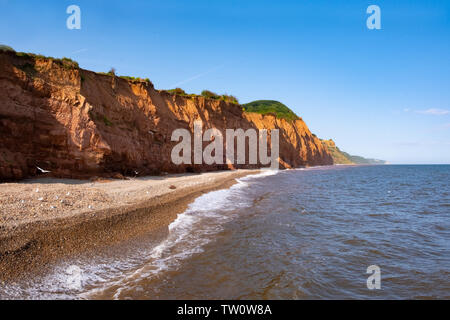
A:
0;52;333;181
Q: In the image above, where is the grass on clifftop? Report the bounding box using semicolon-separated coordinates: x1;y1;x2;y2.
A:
0;44;15;52
242;100;299;121
11;49;80;70
119;75;152;83
167;88;192;97
201;90;239;104
165;88;239;104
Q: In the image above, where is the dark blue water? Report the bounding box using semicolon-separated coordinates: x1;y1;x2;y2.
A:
6;165;448;299
102;165;449;299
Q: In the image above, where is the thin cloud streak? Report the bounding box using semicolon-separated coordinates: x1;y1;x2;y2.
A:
415;108;449;115
71;48;88;54
170;65;224;88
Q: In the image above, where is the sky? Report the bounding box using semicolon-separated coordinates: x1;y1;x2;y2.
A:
1;0;449;164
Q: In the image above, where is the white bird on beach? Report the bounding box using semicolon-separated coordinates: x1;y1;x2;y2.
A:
36;166;51;173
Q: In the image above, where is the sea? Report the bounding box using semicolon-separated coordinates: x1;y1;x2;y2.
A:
1;165;449;299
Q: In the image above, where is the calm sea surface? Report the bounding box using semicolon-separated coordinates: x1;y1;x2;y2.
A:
2;165;450;299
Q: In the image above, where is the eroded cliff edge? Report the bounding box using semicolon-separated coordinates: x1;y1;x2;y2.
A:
0;52;333;181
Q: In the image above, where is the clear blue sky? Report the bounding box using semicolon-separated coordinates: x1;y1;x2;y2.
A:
1;0;449;163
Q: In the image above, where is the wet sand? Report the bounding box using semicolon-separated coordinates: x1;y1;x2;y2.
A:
0;170;257;281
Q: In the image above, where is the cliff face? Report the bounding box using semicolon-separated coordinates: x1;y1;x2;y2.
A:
0;52;333;181
321;139;355;165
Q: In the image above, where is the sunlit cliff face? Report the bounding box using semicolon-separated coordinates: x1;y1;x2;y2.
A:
0;52;332;181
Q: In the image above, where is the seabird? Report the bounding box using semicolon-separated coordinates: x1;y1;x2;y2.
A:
36;166;51;173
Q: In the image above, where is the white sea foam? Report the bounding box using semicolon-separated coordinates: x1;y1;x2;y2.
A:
238;168;280;181
82;177;261;299
0;170;280;300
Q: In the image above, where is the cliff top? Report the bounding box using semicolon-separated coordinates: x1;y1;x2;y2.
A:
242;100;300;121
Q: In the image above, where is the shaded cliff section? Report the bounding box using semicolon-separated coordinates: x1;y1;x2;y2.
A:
0;52;333;181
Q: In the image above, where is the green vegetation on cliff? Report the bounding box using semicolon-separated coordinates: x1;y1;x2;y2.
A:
242;100;299;121
165;88;239;104
201;90;239;104
167;88;188;96
342;154;386;165
119;75;152;83
166;88;198;98
11;50;80;70
0;44;15;52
